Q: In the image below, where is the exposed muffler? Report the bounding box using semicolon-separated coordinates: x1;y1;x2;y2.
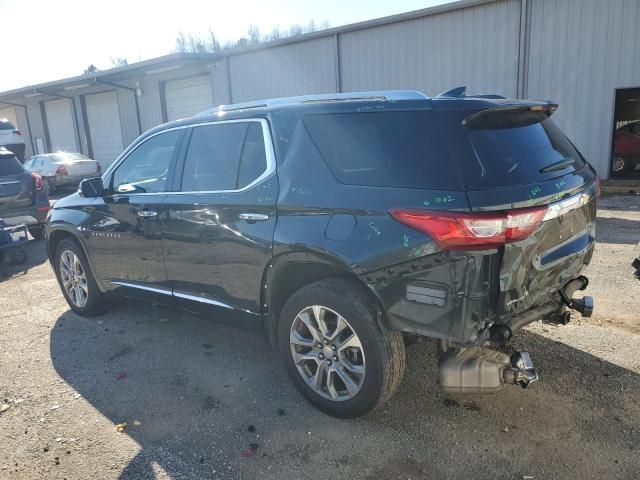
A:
439;346;539;394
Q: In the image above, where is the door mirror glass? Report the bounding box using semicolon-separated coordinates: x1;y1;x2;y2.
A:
79;177;104;198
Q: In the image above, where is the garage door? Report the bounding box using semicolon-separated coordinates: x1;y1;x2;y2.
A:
44;99;77;152
165;75;214;121
85;91;124;167
0;107;18;128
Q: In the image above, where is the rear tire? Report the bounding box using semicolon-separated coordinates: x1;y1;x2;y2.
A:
278;278;405;418
54;238;106;316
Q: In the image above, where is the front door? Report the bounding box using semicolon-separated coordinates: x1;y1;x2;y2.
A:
162;119;278;313
83;129;184;294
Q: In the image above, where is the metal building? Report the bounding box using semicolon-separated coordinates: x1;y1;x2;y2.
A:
0;0;639;179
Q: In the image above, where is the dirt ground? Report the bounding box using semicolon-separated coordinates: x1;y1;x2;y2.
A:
0;195;639;480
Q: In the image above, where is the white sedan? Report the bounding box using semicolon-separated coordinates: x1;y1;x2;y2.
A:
23;152;101;194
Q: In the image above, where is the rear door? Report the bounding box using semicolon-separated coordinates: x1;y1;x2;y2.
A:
0;152;33;214
446;107;597;315
162;118;278;314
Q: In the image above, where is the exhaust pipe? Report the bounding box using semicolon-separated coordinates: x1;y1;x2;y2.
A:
439;346;539;394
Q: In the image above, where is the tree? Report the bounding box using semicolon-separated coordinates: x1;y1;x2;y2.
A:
110;57;128;67
173;20;330;54
83;64;98;75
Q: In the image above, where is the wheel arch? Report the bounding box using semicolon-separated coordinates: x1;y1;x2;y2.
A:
47;226;106;292
262;250;387;346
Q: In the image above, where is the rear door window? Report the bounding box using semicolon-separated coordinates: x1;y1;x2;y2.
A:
180;121;268;192
0;155;25;176
303;111;464;190
0;120;16;131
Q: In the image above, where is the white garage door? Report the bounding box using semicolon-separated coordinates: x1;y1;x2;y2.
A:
0;107;18;127
86;91;124;168
44;99;77;152
165;75;214;121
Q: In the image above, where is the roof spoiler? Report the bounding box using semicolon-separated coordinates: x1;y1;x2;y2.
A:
437;86;506;99
462;103;559;129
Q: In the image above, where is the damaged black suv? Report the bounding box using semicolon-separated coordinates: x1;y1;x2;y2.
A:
45;88;598;417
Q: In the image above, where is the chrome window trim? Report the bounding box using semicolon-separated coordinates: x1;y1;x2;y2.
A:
104;118;276;195
542;189;594;222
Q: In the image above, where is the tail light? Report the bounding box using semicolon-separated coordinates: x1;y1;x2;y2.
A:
389;206;548;251
56;165;68;176
96;162;102;174
32;173;45;191
13;129;21;136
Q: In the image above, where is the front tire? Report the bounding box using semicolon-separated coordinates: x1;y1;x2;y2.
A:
278;278;405;418
54;238;106;316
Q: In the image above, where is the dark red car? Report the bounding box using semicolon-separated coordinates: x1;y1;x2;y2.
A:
612;121;640;173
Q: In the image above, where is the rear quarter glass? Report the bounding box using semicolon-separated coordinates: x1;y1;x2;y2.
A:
303;110;465;190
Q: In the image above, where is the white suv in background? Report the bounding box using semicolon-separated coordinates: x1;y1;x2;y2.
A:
0;119;26;160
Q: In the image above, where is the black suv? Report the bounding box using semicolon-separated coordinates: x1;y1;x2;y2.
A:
45;89;598;417
0;147;49;239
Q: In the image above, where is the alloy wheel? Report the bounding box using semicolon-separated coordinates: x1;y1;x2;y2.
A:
612;156;626;172
59;250;88;307
289;305;366;401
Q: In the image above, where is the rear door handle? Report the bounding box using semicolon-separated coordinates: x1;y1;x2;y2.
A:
239;213;269;222
137;210;158;219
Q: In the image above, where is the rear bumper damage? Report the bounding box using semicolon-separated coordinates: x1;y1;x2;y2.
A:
438;275;594;395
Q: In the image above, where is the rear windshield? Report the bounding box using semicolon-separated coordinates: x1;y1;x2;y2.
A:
304;111;464;190
461;109;586;189
0;120;16;130
50;152;90;162
0;155;25;176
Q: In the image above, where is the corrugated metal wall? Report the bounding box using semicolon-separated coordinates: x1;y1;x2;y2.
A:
228;36;337;102
525;0;640;176
340;0;522;97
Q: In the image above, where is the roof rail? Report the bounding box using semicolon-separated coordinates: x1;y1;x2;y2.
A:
201;90;429;114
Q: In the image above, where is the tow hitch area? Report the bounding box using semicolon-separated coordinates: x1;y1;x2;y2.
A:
439;347;539;394
559;275;594;318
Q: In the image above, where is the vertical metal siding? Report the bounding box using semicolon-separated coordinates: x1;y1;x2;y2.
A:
525;0;640;177
339;0;521;97
229;36;337;102
115;89;139;147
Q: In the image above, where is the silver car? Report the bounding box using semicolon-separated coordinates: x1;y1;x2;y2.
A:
23;152;101;194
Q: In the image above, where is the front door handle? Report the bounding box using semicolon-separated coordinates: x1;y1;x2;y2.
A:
239;213;269;222
137;210;158;219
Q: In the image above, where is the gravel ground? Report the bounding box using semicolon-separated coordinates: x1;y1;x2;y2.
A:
0;195;639;480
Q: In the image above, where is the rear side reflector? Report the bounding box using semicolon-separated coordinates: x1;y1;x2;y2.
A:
389;206;548;251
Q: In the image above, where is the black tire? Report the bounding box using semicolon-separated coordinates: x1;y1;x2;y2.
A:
28;225;45;240
9;248;27;265
54;238;106;316
278;278;405;418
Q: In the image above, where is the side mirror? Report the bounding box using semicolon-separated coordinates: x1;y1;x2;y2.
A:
79;177;104;198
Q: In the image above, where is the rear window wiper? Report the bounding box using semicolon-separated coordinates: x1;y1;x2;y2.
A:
540;158;576;173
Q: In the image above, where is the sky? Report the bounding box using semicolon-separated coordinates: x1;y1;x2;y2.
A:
0;0;453;92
